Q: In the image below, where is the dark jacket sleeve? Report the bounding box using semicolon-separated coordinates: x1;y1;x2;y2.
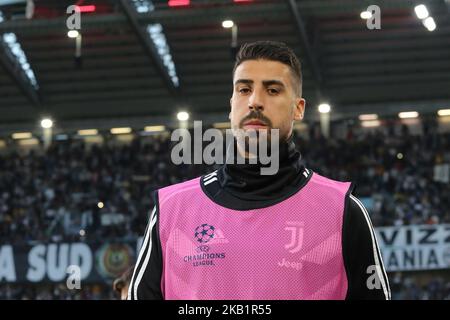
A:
128;192;164;300
343;193;391;300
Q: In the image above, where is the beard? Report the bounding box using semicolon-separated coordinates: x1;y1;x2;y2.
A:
234;110;291;144
231;111;290;158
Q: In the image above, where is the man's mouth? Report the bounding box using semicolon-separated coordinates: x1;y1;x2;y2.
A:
242;119;268;129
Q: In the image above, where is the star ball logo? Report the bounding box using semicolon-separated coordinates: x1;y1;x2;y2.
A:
183;224;226;267
195;224;215;244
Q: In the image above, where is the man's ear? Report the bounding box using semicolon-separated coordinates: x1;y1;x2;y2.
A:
293;98;306;121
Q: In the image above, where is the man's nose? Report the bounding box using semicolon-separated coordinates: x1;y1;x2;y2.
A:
248;89;264;111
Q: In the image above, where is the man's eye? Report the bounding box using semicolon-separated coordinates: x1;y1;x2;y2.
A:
239;88;250;94
268;88;280;94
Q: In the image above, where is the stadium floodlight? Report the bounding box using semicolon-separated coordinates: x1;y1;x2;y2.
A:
147;23;179;87
177;111;189;121
110;127;132;134
2;32;39;89
78;129;98;136
131;0;155;13
437;109;450;117
398;111;419;119
359;114;378;121
414;4;429;20
97;202;104;209
144;125;166;132
423;17;436;31
361;120;381;128
67;30;79;38
12;132;32;140
222;20;234;28
318;103;331;114
41;118;53;129
2;33;16;44
360;11;372;19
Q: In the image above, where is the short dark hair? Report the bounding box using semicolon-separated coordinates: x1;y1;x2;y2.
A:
233;41;302;95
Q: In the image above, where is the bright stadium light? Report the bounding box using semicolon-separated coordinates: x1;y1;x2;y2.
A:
146;23;179;87
359;114;378;121
361;120;381;128
12;132;32;140
318;103;331;114
2;32;39;89
437;109;450;117
130;0;186;83
110;127;132;135
360;11;372;19
423;17;436;31
41;118;53;129
414;4;429;20
222;20;234;28
67;30;79;38
398;111;419;119
131;0;155;13
3;33;16;44
78;129;98;136
144;125;166;132
177;111;189;121
98;202;104;209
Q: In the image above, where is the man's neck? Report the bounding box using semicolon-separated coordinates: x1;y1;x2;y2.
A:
218;135;305;200
200;135;312;210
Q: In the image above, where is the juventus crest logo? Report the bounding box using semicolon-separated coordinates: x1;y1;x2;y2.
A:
284;221;304;254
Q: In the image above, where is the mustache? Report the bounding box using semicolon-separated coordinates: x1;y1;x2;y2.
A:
239;111;273;128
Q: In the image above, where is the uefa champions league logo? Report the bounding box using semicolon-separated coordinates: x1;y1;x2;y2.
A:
183;224;226;266
195;224;215;244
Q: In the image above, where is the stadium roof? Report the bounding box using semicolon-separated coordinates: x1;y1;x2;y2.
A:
0;0;450;127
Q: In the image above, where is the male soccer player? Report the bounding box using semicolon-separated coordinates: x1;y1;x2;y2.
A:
128;41;390;300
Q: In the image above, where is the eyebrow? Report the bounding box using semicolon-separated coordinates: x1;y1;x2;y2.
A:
234;79;286;88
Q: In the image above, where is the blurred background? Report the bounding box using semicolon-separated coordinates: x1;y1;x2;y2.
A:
0;0;450;300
